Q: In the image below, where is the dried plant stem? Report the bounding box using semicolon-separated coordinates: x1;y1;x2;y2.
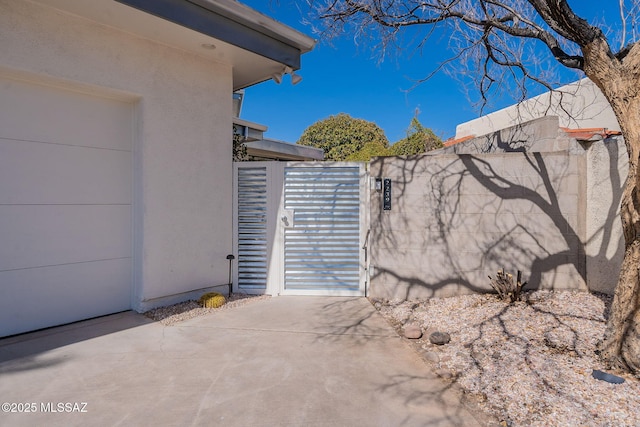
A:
488;268;527;302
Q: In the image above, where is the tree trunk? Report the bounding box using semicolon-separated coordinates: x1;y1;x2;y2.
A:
584;39;640;375
599;181;640;373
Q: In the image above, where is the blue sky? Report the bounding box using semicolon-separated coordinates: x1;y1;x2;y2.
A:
239;1;620;144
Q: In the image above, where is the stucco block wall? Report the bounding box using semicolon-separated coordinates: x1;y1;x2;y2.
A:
586;137;628;293
369;151;587;300
1;1;233;310
442;117;574;154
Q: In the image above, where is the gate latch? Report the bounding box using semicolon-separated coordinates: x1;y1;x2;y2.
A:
281;210;295;228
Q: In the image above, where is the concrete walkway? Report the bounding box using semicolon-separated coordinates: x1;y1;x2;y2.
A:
0;297;491;426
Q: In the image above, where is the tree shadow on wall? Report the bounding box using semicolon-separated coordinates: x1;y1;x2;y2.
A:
369;136;624;300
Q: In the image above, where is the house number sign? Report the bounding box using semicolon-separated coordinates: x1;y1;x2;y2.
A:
383;178;391;211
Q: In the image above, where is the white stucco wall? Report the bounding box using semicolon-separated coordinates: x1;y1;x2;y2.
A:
0;1;234;310
455;79;621;139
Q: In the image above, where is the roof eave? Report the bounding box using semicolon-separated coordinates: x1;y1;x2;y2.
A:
245;139;324;161
192;0;315;54
116;0;316;70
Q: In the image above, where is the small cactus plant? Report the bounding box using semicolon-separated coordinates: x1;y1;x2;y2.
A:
199;292;226;308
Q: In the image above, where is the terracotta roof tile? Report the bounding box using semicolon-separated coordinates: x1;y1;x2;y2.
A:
561;127;622;140
443;134;475;147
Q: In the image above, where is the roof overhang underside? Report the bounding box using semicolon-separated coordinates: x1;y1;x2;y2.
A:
34;0;315;90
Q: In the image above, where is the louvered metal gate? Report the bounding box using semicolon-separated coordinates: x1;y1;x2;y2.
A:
236;166;268;292
282;166;362;294
233;162;367;296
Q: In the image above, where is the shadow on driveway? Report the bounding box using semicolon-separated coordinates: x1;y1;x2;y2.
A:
0;296;495;426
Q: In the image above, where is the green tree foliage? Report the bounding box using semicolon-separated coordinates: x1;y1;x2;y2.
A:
345;141;390;161
297;113;389;161
390;117;443;156
232;125;247;161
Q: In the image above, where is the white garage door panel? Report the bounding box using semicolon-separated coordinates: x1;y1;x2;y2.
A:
0;258;132;337
0;74;133;337
0;205;131;271
0;138;131;205
0;77;133;151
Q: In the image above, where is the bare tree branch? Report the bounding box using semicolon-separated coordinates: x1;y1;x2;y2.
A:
621;0;628;50
310;0;595;105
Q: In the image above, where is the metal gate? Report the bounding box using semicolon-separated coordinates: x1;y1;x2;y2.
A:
233;162;367;296
236;166;268;292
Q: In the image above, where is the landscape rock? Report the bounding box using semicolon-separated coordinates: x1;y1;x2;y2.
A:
429;331;451;345
544;328;576;353
403;323;423;339
592;369;625;384
435;369;454;379
471;350;487;363
421;350;440;363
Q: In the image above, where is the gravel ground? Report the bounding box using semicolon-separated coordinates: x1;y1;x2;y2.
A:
144;293;270;325
372;290;640;427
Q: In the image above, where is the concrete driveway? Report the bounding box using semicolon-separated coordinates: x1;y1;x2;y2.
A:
0;297;492;426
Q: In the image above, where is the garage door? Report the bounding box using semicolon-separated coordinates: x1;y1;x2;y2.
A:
0;75;133;337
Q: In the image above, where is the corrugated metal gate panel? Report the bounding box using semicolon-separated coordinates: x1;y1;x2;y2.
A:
237;167;268;292
284;166;361;292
